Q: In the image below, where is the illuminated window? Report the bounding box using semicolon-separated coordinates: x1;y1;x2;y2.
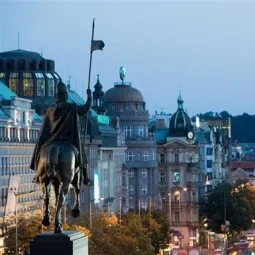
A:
9;73;19;94
46;73;54;97
23;73;33;97
0;73;5;83
35;73;45;96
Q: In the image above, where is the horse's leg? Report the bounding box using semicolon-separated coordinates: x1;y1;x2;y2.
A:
53;182;60;207
42;181;51;226
71;170;81;218
54;182;69;233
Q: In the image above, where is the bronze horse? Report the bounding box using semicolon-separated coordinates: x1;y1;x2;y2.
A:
37;142;81;233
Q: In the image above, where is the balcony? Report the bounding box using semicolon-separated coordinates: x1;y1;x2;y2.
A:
186;181;199;188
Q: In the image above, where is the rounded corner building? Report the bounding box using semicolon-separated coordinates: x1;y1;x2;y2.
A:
0;49;61;115
103;68;159;212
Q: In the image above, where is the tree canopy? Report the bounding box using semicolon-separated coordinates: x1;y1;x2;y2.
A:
201;181;255;235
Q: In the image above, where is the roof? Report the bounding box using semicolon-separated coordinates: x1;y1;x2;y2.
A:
32;112;42;122
104;83;143;102
228;161;255;169
0;81;16;100
0;49;44;60
67;89;85;105
0;109;9;118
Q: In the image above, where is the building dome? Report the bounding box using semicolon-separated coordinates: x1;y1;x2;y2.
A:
104;83;143;102
169;93;192;137
0;49;44;60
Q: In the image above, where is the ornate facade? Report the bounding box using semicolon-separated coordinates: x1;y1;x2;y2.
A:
104;73;159;212
156;94;199;248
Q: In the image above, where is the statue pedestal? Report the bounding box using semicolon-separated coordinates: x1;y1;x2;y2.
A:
30;231;88;255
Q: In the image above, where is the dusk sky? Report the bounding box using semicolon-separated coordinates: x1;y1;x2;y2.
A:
1;1;255;116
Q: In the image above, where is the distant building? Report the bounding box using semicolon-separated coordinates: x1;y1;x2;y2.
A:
104;72;159;212
155;94;199;248
0;81;43;236
0;49;60;115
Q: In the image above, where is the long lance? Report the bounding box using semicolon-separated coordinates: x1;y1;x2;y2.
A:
85;19;95;145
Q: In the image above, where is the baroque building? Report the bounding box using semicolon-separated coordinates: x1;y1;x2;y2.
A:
156;94;199;248
103;70;158;212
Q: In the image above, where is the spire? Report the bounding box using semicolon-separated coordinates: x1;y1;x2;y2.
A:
177;91;184;109
92;74;104;114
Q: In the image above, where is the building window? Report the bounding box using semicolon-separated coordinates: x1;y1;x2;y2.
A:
126;151;135;161
207;160;212;168
160;154;165;163
160;172;166;183
46;73;55;97
124;126;132;138
175;212;180;222
174;154;179;163
206;185;213;193
35;73;45;96
173;171;180;184
9;73;19;94
125;103;130;111
142;151;149;161
141;185;147;195
138;126;144;137
137;103;143;111
140;200;147;210
128;169;134;178
0;73;5;83
129;185;135;196
23;73;33;97
141;169;147;178
129;198;134;209
110;103;116;110
207;172;213;180
206;148;213;156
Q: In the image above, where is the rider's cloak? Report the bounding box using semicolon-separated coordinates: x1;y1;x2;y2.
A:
30;102;86;171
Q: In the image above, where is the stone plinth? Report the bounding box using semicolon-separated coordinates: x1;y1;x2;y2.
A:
30;231;88;255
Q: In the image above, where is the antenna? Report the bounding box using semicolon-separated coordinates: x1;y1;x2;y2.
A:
17;31;20;49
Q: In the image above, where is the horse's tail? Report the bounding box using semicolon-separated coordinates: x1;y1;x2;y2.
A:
47;145;60;179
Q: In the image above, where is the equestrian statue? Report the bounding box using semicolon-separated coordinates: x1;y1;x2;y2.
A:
30;81;92;234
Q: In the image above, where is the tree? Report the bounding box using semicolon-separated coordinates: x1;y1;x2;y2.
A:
3;212;43;254
88;212;155;255
201;181;255;237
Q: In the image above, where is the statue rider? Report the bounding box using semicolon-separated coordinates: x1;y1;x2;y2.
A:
30;81;93;186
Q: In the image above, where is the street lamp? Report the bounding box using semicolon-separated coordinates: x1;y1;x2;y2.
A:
168;193;171;227
117;197;122;226
89;197;104;230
